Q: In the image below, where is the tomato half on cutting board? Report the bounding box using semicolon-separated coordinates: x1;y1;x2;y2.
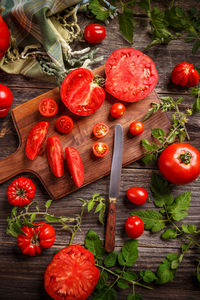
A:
47;136;64;177
65;147;84;187
26;121;49;160
60;68;105;116
105;48;159;102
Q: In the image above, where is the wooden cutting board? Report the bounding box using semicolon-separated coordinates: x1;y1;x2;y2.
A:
0;66;171;199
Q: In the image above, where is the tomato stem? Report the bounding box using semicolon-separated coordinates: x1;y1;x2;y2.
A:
179;151;192;164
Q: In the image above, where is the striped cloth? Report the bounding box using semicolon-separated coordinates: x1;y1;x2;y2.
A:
0;0;100;83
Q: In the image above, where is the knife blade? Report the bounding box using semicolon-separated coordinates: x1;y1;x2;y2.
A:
105;124;123;253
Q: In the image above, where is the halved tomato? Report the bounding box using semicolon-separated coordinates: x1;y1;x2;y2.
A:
93;122;109;138
60;68;105;116
39;98;58;117
92;142;109;157
105;48;159;102
56;115;73;133
46;136;64;177
65;147;84;187
25;121;49;160
44;245;100;300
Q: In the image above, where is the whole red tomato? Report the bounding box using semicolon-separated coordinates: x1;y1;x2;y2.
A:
127;187;148;205
0;84;13;117
7;177;36;207
44;244;100;300
158;143;200;185
84;24;106;44
60;68;105;116
25;121;49;160
56;115;73;133
125;216;144;239
171;62;199;87
110;103;125;118
129;121;144;136
0;15;10;60
17;222;55;256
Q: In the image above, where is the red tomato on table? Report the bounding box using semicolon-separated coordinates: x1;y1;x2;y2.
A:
84;24;106;44
92;142;109;157
7;177;36;207
44;245;100;300
158;143;200;185
0;84;13;117
60;68;105;116
105;48;159;102
17;222;55;256
125;216;144;239
127;187;148;205
65;147;84;187
93;122;109;138
47;136;64;177
129;121;144;136
39;98;58;117
56;115;73;133
0;15;10;60
110;103;125;118
25;121;49;160
171;62;199;88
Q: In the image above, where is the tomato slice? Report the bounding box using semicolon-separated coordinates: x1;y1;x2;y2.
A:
93;122;109;138
39;98;58;117
56;115;73;133
65;147;84;187
44;245;100;300
105;48;159;102
60;68;105;116
25;121;49;160
46;136;64;177
92;142;109;157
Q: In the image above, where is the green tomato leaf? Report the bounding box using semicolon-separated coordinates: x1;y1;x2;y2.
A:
98;203;106;225
30;213;36;223
118;251;126;266
85;229;105;259
11;207;18;217
181;224;197;233
167;192;191;221
140;270;157;283
156;259;176;284
118;8;134;43
104;251;117;267
122;270;138;281
151;128;165;139
45;200;52;210
96;271;108;290
122;240;138;267
161;228;177;239
88;200;95;212
88;0;110;21
192;40;200;54
95;202;104;214
131;209;166;232
151;172;174;207
117;279;129;290
45;215;60;222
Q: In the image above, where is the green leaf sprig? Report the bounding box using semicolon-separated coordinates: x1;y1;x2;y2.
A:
84;229;155;300
191;85;200;114
141;96;192;164
131;172;200;284
6;193;106;245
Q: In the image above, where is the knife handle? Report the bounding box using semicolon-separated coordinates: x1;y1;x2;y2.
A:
105;198;116;253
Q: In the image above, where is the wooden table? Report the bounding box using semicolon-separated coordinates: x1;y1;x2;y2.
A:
0;1;200;299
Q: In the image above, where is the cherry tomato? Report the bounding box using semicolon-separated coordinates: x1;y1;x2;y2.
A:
129;121;144;136
0;84;13;117
125;216;144;239
45;244;100;300
171;62;199;88
84;24;106;44
110;103;125;118
17;222;55;256
127;187;148;205
56;115;73;134
92;142;109;157
158;143;200;185
0;14;10;60
7;177;36;207
25;121;49;160
60;68;105;116
105;48;159;102
47;136;64;177
39;98;58;117
65;147;84;187
93;122;109;138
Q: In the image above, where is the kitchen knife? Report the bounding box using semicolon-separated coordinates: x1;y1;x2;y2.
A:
105;124;124;253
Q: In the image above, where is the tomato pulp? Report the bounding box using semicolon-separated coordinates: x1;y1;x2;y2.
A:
47;136;64;177
60;68;105;116
39;98;58;117
65;147;84;187
92;142;109;157
93;122;109;138
105;48;159;102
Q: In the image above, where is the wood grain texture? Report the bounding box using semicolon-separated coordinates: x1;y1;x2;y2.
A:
0;1;200;299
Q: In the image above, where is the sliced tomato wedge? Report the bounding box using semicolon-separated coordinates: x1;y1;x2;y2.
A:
56;115;73;133
60;68;105;116
105;48;159;102
92;142;109;157
25;121;49;160
46;136;64;177
93;122;109;138
39;98;58;117
65;147;84;187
